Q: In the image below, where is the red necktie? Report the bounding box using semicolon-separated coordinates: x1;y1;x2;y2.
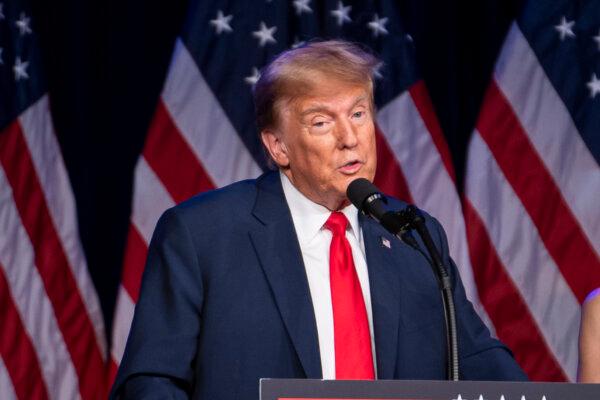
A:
325;212;375;379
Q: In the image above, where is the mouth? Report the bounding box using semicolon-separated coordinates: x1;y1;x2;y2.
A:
338;159;363;174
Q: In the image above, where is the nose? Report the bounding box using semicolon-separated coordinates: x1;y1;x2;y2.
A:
336;118;359;149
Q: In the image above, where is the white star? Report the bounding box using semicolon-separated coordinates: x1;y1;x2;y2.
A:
13;57;29;81
593;30;600;51
452;395;465;400
330;1;351;26
293;0;312;16
209;10;233;35
253;21;277;47
554;16;575;41
15;12;32;35
373;62;384;79
0;3;5;20
587;73;600;98
245;67;261;86
291;37;305;49
367;14;388;37
476;395;486;400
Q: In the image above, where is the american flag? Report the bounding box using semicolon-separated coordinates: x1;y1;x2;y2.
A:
464;0;600;381
0;0;107;399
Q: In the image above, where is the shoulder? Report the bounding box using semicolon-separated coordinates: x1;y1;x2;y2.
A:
151;174;267;239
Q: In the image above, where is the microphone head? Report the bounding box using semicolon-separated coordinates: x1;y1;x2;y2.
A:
346;178;380;211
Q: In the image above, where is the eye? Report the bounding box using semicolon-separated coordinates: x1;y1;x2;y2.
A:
352;110;365;119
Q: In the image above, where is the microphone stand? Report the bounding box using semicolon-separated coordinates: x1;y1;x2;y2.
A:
395;206;459;381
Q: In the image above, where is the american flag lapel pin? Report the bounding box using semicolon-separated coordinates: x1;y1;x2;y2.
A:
381;237;391;249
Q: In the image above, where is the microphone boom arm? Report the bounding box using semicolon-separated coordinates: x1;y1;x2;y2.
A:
392;205;460;381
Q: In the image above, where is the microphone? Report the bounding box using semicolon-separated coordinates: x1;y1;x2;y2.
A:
346;178;412;238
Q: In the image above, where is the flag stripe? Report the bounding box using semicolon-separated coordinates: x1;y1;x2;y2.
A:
0;357;18;400
131;157;176;244
463;199;568;381
161;39;262;186
110;286;136;371
143;100;215;203
408;81;456;180
493;24;600;254
0;266;49;400
0;163;79;400
18;96;107;357
0;121;104;400
466;132;580;380
373;129;413;203
477;82;600;303
121;225;149;303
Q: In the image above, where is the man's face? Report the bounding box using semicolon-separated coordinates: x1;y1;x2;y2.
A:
262;77;377;210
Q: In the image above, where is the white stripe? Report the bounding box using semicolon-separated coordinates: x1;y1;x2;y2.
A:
466;131;580;381
0;357;18;400
18;96;107;357
132;157;176;243
161;39;262;187
376;92;494;332
110;286;136;365
494;23;600;256
0;166;80;400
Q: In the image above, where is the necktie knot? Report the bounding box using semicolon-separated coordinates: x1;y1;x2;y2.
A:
324;212;348;236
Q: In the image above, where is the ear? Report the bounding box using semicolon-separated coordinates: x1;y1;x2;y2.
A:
261;129;290;168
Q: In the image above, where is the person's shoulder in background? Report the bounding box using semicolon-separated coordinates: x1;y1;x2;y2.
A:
578;288;600;383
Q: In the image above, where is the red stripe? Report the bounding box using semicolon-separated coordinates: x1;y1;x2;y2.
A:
408;81;457;182
463;199;568;381
0;265;49;400
144;100;216;203
120;224;149;302
0;121;105;400
477;82;600;303
373;126;414;203
106;358;119;397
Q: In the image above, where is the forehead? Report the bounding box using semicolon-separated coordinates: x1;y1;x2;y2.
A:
290;80;371;114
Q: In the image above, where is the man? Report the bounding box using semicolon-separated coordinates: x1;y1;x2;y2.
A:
111;40;526;399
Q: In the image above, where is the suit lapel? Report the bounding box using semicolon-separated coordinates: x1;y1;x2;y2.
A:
361;214;403;379
249;172;322;379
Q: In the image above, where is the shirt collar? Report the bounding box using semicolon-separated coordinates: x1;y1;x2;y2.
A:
280;171;360;246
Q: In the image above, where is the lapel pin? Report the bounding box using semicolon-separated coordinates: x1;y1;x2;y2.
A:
381;237;391;249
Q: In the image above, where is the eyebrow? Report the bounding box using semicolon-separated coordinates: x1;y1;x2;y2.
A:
300;96;369;117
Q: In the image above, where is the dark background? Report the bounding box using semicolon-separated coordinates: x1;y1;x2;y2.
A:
28;0;524;344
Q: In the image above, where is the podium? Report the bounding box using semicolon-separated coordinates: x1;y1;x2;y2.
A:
260;379;600;400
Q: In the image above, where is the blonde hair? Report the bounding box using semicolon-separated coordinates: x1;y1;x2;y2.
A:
253;40;380;132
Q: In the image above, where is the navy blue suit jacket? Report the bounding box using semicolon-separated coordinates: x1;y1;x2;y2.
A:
111;171;526;399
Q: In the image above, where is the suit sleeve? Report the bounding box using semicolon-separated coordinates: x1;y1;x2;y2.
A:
428;216;528;381
110;207;205;399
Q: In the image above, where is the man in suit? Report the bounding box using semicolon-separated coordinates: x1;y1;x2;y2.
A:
111;40;526;399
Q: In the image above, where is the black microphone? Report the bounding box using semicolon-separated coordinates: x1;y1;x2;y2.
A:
346;178;411;237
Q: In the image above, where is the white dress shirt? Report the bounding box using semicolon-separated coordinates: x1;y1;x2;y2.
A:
280;172;377;379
